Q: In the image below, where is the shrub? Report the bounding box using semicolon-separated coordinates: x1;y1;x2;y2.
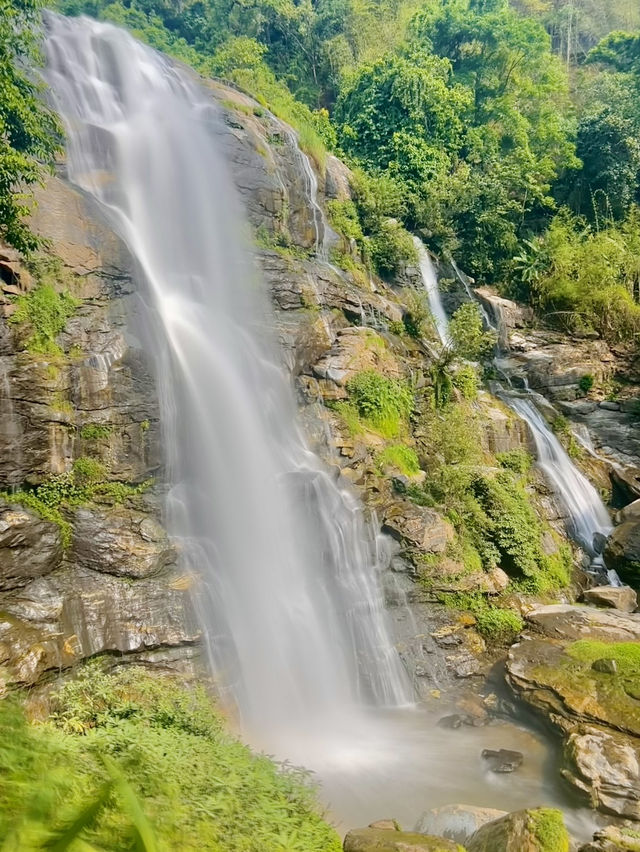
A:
497;449;533;475
327;199;365;246
367;220;418;279
0;665;341;851
10;284;79;355
346;370;413;438
578;374;595;394
474;607;524;644
80;424;113;440
449;302;496;361
401;288;432;339
376;445;420;476
452;364;478;400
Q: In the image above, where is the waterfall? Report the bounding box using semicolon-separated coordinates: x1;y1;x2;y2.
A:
412;237;450;345
504;395;613;570
43;14;411;746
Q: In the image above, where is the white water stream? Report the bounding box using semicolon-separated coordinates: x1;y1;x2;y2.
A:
412;237;450;345
42;16;600;838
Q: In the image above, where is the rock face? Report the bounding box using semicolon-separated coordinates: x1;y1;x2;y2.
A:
343;827;463;852
0;501;62;590
465;808;570;852
583;585;637;612
507;604;640;819
605;521;640;587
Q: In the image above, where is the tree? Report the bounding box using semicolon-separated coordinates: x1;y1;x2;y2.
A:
0;0;61;252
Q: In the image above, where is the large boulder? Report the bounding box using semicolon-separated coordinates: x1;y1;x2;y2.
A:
382;503;454;554
0;501;62;590
583;585;637;613
579;825;640;851
605;521;640;587
343;827;463;852
415;804;507;845
465;808;570;852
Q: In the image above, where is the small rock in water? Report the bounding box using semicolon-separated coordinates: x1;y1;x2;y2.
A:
437;714;465;729
592;532;607;555
481;748;523;773
591;658;618;675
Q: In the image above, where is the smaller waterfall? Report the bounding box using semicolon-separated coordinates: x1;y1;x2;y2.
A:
413;237;449;345
505;395;612;563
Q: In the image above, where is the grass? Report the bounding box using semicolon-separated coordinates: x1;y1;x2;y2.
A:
346;370;413;439
10;283;79;356
376;444;420;476
80;424;113;440
0;663;341;852
441;591;524;645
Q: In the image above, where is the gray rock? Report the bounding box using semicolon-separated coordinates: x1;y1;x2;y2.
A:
583;585;637;613
466;808;570;852
72;505;176;578
415;804;507;844
343;827;461;851
382;503;454;554
481;748;523;773
605;522;640;588
0;501;62;590
591;658;618;674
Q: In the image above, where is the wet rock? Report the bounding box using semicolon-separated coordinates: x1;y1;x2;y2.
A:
583;585;638;613
0;501;62;590
605;522;640;588
313;327;404;387
343;827;463;851
616;500;640;525
592;658;618;675
593;532;607;555
382;503;454;554
481;748;523;773
564;726;640;820
415;804;508;845
466;808;570;852
473;288;533;349
72;505;176;578
522;603;640;643
368;821;399;831
579;825;640;851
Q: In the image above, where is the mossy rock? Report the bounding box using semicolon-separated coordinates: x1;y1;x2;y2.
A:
343;827;464;852
466;808;569;852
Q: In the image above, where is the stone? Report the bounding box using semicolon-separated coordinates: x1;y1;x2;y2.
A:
72;505;176;578
368;821;398;831
563;726;640;820
579;825;640;851
466;808;570;852
343;827;463;852
592;658;618;674
415;804;507;844
382;503;454;554
593;532;607;554
481;748;523;773
616;500;640;525
605;522;640;588
0;501;62;590
583;585;638;613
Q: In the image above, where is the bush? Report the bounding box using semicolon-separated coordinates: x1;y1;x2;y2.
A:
497;449;533;475
448;302;496;361
474;607;524;644
367;220;418;279
0;665;341;851
10;284;79;355
578;374;595;394
376;444;420;476
346;370;413;438
452;364;478;400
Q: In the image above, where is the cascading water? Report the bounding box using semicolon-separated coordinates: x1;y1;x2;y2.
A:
44;14;411;745
504;395;613;568
412;237;450;345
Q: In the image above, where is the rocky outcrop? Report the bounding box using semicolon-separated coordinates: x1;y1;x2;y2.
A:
583;584;637;612
0;501;62;590
507;604;640;819
415;804;507;845
343;827;463;852
605;521;640;587
465;808;570;852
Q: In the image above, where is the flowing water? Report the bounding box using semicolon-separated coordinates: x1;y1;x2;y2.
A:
412;237;450;345
43;15;601;838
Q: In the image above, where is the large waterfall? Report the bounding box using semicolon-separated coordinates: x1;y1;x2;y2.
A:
43;14;411;746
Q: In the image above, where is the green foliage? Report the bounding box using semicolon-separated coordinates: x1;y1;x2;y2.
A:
474;606;524;645
0;490;72;548
497;449;533;474
73;456;107;484
327;199;365;246
0;0;62;252
578;373;595;394
449;303;496;361
451;364;479;400
346;370;414;437
568;640;640;676
10;284;79;355
376;444;420;476
528;808;570;852
366;219;417;279
0;665;341;851
80;423;113;440
401;289;433;340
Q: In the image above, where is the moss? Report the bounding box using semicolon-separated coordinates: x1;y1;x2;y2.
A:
376;444;420;476
72;456;107;484
440;591;523;645
528;808;570;852
254;225;310;260
496;448;533;474
0;490;72;549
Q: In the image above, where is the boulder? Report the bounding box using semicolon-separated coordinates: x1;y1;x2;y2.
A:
481;748;523;774
605;522;640;587
563;725;640;820
343;827;463;852
0;501;62;590
583;585;637;613
579;825;640;851
382;503;454;554
72;505;176;578
466;808;570;852
415;804;507;844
